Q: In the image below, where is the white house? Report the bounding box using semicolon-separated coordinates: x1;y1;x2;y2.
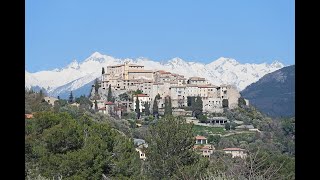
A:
193;136;215;157
133;94;152;113
44;96;58;106
223;148;247;159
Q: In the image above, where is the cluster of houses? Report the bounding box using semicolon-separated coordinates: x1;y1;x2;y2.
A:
95;62;248;116
133;136;247;161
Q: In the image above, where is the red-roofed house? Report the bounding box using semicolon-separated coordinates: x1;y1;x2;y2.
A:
193;136;215;157
105;101;116;115
25;114;34;119
195;136;208;144
223;148;247;159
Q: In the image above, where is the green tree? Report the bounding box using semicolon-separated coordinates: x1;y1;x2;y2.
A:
225;122;231;130
133;89;143;95
194;96;203;118
152;97;159;117
155;93;161;100
144;102;151;116
230;122;237;130
119;92;129;101
94;100;98;111
145;116;197;179
26;111;144;179
198;114;207;123
75;95;93;110
135;96;140;119
68;91;74;103
39;89;44;99
102;67;105;74
238;97;246;107
107;84;112;102
164;96;172;116
208;135;221;146
53;99;68;112
111;138;142;179
94;78;99;95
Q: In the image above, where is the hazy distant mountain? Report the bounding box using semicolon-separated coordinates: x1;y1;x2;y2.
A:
25;52;284;98
241;65;295;118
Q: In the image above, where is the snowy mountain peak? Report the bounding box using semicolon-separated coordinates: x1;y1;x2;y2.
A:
90;51;103;58
270;60;285;68
84;51;108;63
168;57;186;65
67;59;80;69
214;57;239;65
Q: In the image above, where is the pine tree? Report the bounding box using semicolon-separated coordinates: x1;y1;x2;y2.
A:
102;67;105;74
135;95;140;119
152;97;159;117
146;116;197;178
69;91;74;103
107;85;112;102
57;96;60;100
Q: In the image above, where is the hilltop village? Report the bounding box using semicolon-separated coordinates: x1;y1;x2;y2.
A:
93;62;248;117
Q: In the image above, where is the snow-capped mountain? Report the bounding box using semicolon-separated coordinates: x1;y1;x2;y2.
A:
25;52;285;98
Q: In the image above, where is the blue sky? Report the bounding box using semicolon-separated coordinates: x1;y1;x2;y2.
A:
26;0;294;72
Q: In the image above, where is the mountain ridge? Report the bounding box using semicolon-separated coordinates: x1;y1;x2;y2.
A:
25;52;286;97
241;65;295;117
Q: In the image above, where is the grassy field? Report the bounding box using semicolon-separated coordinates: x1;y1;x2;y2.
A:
192;125;226;135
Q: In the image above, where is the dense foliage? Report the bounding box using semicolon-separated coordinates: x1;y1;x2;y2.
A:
25;89;294;179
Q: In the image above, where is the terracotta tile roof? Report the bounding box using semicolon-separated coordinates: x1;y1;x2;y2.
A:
136;94;149;97
170;86;186;88
158;71;171;74
128;70;153;73
195;136;207;140
25;114;34;119
105;101;115;105
189;77;206;81
223;148;246;151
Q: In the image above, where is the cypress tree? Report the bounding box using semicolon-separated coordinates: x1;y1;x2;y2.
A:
155;93;160;100
69;91;74;103
152;97;159;117
144;102;150;116
102;67;105;74
164;96;172;116
39;89;43;98
135;95;140;119
196;96;203;112
94;100;98;111
94;78;99;95
107;85;112;102
194;96;203;118
168;96;172;115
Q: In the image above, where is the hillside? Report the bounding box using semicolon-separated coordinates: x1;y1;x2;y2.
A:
241;65;295;117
